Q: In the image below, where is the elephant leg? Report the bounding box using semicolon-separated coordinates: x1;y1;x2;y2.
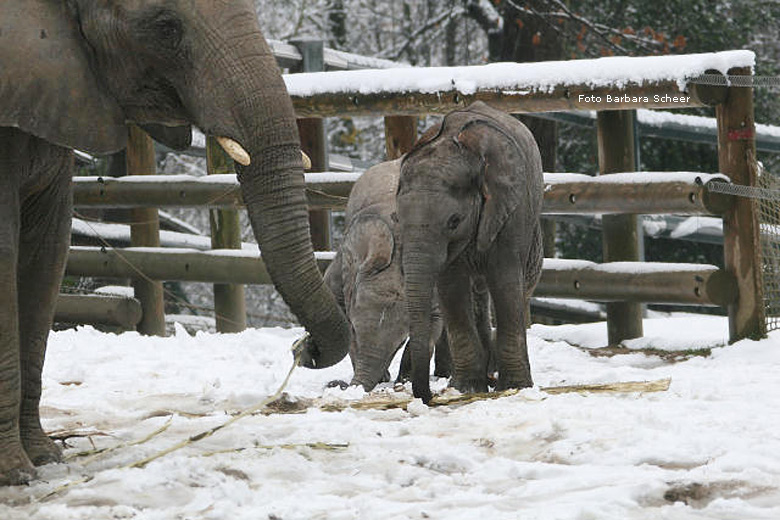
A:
17;145;73;467
396;342;411;384
472;275;496;378
0;136;34;486
438;266;488;394
485;252;533;391
432;330;452;378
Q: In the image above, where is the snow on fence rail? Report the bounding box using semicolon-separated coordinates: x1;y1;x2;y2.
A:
284;50;754;117
65;49;764;345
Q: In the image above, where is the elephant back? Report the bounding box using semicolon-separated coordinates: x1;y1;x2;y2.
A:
345;159;401;223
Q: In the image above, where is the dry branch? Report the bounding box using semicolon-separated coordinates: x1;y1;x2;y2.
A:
267;378;672;414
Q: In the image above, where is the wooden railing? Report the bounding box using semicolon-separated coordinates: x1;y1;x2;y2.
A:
64;48;764;344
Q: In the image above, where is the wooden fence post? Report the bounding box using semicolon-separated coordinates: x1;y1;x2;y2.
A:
292;38;330;251
717;67;765;341
384;115;417;160
207;137;247;332
126;125;166;336
596;110;643;345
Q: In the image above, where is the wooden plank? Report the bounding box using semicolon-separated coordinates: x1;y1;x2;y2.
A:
544;175;732;215
717;67;765;341
291;82;707;119
65;248;734;306
55;294;142;329
597;111;643;344
125;125;166;336
536;262;736;306
206;137;246;333
73;173;731;215
72;174;354;210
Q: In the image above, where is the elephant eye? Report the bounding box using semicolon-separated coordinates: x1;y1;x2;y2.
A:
447;214;462;231
152;13;183;48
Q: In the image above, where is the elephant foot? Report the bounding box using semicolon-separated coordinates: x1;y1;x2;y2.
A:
22;430;62;467
433;365;452;378
495;376;533;392
0;441;36;486
449;376;489;395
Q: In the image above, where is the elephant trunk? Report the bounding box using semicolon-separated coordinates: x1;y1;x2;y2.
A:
350;359;384;392
402;246;443;404
350;343;396;392
195;16;350;367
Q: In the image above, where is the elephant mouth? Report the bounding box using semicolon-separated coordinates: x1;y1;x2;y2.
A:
124;76;189;126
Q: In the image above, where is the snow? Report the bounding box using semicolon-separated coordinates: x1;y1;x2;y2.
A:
305;171;364;184
3;315;779;519
93;286;135;298
284;50;755;97
638;109;780;139
542;258;716;275
544;172;727;185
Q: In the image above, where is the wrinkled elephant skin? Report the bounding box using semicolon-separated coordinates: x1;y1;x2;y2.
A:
323;160;444;391
0;0;349;485
397;101;544;403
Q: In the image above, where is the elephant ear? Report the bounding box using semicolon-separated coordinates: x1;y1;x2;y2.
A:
344;215;395;278
0;1;126;153
456;119;533;253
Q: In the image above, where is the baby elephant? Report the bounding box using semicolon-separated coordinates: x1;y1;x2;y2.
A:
323;159;447;391
397;101;544;403
325;160;497;392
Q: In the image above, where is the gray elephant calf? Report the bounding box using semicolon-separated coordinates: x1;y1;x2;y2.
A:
324;159;461;391
324;159;499;391
397;101;544;403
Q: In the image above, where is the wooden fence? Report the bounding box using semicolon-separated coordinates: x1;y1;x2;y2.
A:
63;47;764;345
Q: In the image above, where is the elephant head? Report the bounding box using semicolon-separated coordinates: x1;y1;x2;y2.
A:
322;160;423;391
0;0;350;366
340;214;409;390
397;101;544;403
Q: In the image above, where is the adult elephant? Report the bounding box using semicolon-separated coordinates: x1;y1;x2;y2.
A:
397;102;544;404
0;0;349;485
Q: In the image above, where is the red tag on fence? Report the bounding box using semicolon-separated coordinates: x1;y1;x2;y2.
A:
728;127;756;141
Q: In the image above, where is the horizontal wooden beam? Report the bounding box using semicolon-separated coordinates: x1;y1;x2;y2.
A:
65;247;735;306
544;172;733;215
65;247;333;285
72;173;356;211
290;82;708;118
73;172;733;216
537;260;737;307
55;293;142;329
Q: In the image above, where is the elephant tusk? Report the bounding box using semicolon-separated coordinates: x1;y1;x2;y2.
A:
216;136;251;166
216;136;310;170
301;151;312;170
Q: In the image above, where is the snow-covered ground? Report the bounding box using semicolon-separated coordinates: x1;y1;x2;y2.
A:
2;315;779;519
